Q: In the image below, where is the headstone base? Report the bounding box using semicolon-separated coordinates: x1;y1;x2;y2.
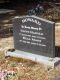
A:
5;50;60;68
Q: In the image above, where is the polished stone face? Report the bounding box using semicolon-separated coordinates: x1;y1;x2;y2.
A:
13;16;55;57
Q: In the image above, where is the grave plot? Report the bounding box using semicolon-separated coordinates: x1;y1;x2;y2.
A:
5;15;60;67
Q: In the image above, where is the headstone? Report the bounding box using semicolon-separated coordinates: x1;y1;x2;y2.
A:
13;16;55;57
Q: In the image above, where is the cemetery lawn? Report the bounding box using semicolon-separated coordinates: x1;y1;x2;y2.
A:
0;24;60;80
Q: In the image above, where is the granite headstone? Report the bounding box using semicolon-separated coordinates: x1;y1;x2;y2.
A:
13;16;55;57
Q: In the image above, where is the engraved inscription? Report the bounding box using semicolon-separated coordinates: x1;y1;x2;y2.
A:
19;24;46;47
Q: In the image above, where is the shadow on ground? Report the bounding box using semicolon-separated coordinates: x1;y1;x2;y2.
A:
0;27;13;38
55;46;60;57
